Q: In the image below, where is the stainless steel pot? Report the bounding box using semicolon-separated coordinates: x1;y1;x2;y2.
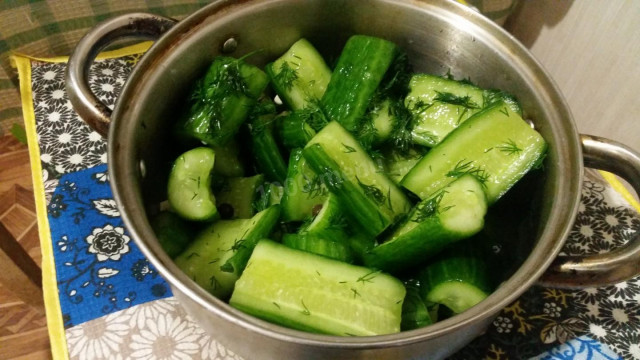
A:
66;1;640;358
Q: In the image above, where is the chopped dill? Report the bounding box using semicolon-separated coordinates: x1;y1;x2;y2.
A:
446;159;490;185
300;299;311;315
342;143;357;153
496;139;522;155
301;173;327;199
351;288;361;298
275;61;299;91
412;190;447;223
433;91;479;110
357;270;381;285
356;176;387;206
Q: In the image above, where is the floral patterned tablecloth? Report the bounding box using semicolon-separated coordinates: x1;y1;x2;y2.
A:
11;42;640;360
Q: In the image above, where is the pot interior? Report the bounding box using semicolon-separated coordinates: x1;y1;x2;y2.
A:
110;0;581;347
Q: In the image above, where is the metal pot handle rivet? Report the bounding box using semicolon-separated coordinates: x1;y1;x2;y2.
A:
66;13;177;138
539;134;640;288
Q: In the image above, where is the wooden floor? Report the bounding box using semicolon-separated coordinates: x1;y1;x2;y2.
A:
0;135;52;360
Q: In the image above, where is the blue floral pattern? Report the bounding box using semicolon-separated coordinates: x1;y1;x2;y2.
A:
531;336;622;360
48;164;170;327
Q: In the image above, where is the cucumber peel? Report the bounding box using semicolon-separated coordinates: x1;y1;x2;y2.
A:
167;147;218;222
364;175;488;273
230;239;405;336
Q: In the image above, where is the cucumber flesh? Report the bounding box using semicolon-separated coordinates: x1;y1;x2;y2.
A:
300;194;344;233
167;147;218;221
280;149;328;222
369;98;397;144
418;241;491;314
215;174;265;219
211;140;245;177
401;101;547;204
220;205;281;275
425;282;488;314
229;239;405;336
405;74;484;147
174;205;281;299
266;38;332;111
364;175;487;273
383;147;425;184
303;121;411;237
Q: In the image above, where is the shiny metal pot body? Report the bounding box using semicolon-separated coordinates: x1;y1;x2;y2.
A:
66;1;640;358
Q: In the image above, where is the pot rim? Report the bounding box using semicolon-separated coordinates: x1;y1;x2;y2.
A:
108;0;583;348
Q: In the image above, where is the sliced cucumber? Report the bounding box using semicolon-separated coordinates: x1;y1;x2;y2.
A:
149;211;195;258
364;175;487;273
178;56;269;146
347;230;378;264
280;149;328;222
211;139;245;177
265;38;332;111
253;182;285;213
249;112;288;184
215;174;265;219
277;110;317;149
229;239;406;336
322;35;399;133
174;205;280;299
417;242;491;314
220;205;281;275
405;74;484;147
167;147;218;222
401;280;433;331
483;89;522;116
369;98;396;144
282;229;353;263
401;101;547;204
300;194;344;233
383;147;426;184
303;121;411;237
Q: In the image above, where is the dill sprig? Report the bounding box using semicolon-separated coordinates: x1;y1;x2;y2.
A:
388;99;414;153
274;61;299;91
433;91;480;110
357;270;381;285
411;190;447;223
299;101;329;131
446;159;490;185
444;70;475;86
301;173;327;199
342;143;357;153
356;176;387;206
496;139;522;155
409;99;433;114
300;299;311;315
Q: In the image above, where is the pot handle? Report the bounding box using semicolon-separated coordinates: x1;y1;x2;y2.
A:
539;134;640;288
66;13;177;137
